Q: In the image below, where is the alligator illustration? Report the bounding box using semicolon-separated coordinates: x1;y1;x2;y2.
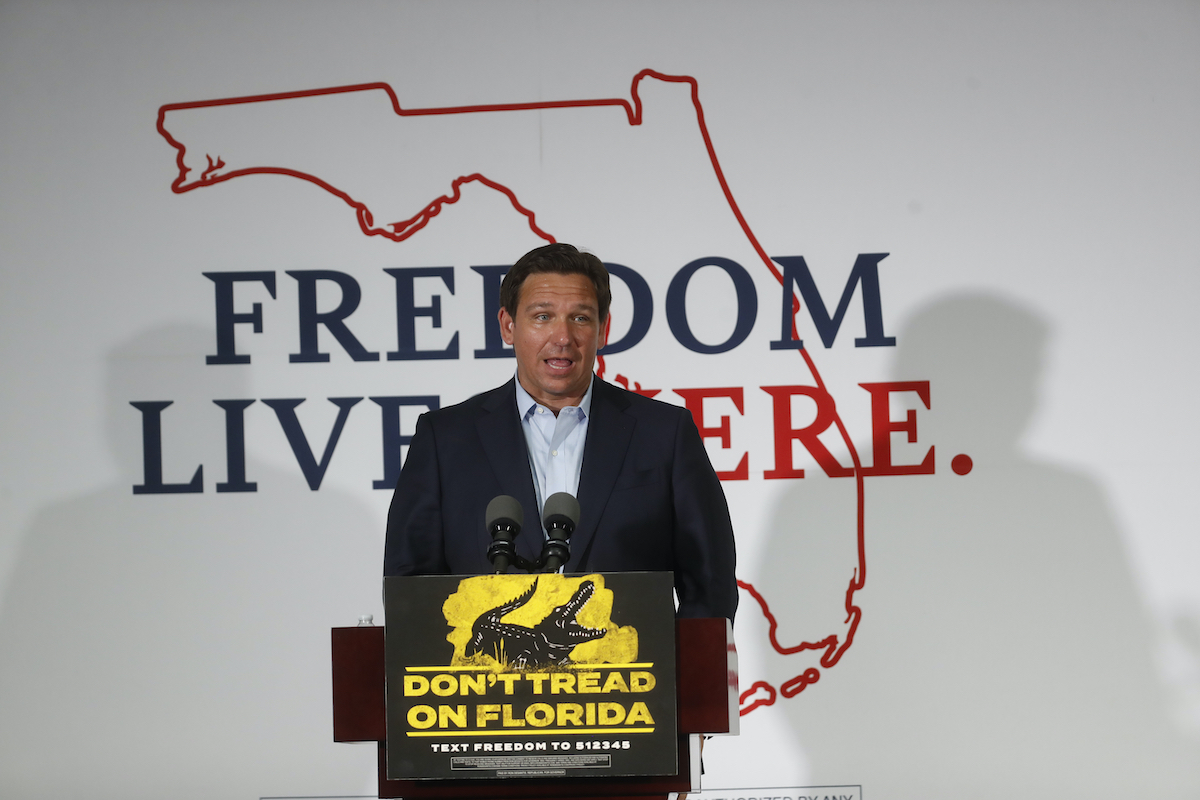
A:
467;578;606;668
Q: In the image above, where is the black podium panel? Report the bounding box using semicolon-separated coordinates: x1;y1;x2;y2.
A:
384;572;677;781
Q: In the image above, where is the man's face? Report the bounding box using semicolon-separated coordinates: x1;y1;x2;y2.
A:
499;272;607;413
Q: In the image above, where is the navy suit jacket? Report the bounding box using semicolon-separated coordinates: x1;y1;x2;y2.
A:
383;377;737;620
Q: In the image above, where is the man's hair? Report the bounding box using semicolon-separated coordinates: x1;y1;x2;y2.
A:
500;243;611;322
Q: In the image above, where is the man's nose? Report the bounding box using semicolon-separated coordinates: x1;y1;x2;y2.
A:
550;318;571;345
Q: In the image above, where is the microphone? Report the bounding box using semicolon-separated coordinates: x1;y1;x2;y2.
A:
485;495;524;574
539;492;580;573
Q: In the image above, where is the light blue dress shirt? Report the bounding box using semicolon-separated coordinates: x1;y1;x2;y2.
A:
514;376;593;537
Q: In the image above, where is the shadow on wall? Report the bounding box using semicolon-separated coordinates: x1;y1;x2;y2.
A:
758;294;1199;799
0;325;381;800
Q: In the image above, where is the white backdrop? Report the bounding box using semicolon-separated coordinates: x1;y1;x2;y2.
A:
1;2;1198;799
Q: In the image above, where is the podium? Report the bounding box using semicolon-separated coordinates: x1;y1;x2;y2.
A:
332;574;738;800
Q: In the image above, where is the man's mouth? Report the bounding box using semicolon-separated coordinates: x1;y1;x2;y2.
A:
545;358;575;370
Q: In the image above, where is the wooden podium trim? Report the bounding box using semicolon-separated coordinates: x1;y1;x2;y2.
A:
331;626;385;742
676;617;738;735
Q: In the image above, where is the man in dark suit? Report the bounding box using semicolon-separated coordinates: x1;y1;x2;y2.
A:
384;243;737;620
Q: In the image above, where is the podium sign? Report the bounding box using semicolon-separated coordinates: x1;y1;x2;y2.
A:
384;572;677;781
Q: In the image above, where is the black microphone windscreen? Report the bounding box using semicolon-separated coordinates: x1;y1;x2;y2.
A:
542;492;580;529
486;495;524;529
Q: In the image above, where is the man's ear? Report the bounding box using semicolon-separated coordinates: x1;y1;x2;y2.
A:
600;314;611;349
498;307;515;346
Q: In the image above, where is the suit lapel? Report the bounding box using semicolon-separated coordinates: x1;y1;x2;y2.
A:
569;379;635;571
476;379;542;564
